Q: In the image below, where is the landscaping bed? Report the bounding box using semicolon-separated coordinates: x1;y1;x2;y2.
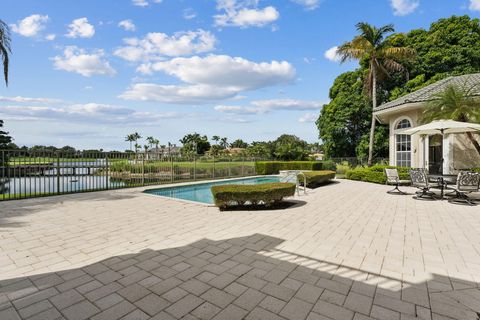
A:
255;161;336;175
299;170;336;188
345;165;410;184
211;182;296;210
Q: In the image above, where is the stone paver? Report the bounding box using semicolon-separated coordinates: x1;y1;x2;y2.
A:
1;180;480;319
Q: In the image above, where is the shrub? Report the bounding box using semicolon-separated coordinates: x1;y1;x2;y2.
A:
299;171;336;188
255;161;336;175
335;161;351;178
345;165;410;184
211;182;296;209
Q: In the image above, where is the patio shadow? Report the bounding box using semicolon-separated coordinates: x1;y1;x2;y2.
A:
0;234;479;319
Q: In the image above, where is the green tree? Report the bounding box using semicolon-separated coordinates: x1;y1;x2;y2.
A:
179;133;211;155
246;141;273;158
421;84;480;155
0;120;12;149
0;20;11;86
337;22;415;166
146;136;155;149
230;139;248;148
212;135;220;145
273;134;310;161
219;137;229;149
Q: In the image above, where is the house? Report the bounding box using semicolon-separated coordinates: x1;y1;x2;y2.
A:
373;73;480;174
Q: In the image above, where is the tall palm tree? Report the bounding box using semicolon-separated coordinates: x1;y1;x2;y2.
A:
220;137;228;149
421;84;480;155
0;20;11;86
212;135;220;145
125;134;135;151
146;136;155;149
338;22;416;166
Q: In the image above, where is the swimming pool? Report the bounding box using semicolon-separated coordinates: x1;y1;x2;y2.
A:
144;176;281;204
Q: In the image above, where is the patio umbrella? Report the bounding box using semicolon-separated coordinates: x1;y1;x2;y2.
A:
400;119;480;172
401;119;480;135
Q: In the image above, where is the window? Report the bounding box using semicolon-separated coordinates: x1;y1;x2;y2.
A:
395;119;412;167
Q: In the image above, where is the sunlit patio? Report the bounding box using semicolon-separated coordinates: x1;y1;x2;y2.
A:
1;179;480;320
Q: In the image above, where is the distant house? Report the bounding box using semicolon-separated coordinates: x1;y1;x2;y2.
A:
373;73;480;174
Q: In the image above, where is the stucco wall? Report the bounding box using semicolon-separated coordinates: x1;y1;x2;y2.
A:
386;109;422;167
452;133;480;170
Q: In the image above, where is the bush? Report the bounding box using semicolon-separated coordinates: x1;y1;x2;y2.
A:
299;171;336;188
255;161;336;175
211;182;296;209
334;161;351;178
345;165;410;184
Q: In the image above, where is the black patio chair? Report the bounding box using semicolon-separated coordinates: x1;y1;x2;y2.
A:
409;168;436;200
448;171;480;206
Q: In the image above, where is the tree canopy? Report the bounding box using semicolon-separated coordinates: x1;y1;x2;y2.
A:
317;15;480;159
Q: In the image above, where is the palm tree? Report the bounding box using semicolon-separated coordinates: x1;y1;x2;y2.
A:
421;84;480;156
125;134;135;151
146;136;155;149
212;135;220;145
338;22;415;166
220;137;229;149
0;20;11;86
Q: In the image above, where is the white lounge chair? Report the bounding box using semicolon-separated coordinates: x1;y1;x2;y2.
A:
385;168;409;194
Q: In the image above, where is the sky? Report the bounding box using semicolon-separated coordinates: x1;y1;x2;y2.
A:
1;0;480;151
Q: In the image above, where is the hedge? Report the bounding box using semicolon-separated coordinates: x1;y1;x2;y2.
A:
211;182;296;209
298;170;336;188
345;165;410;184
255;161;336;175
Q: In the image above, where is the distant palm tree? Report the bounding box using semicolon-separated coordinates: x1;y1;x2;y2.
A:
212;135;220;145
338;22;415;166
146;136;155;149
0;20;11;86
125;134;135;151
134;143;141;154
421;84;480;156
220;137;229;149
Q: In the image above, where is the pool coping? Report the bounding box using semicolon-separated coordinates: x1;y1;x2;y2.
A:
142;175;284;207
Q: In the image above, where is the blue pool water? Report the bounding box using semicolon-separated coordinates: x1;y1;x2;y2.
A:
144;176;281;204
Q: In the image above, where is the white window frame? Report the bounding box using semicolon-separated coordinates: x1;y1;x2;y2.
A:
394;117;412;167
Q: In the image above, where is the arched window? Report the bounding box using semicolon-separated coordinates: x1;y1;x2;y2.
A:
395;119;412;167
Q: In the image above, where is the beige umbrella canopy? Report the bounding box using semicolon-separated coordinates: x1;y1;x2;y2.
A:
401;119;480;136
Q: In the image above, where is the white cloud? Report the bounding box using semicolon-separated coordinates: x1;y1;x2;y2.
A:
214;0;279;28
66;18;95;38
138;55;295;88
132;0;162;6
11;14;49;37
470;0;480;10
183;8;197;20
390;0;419;16
298;112;318;123
324;46;341;62
52;46;116;77
0;96;62;104
120;84;240;104
121;54;295;104
215;99;323;115
118;19;136;31
114;29;216;62
0;103;183;125
291;0;321;10
45;34;56;41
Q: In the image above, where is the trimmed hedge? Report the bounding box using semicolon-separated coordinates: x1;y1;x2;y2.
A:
299;170;336;188
345;165;410;184
255;161;336;175
211;182;296;209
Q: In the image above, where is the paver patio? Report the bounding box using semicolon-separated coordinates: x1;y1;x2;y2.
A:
1;179;480;320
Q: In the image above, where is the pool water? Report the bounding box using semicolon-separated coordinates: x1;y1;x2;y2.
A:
144;176;281;204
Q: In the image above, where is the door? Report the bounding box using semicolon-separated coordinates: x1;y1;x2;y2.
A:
428;135;443;174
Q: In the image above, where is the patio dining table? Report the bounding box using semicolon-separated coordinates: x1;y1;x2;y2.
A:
428;174;457;199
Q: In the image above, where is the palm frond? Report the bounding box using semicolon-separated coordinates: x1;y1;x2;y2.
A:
381;47;416;60
0;19;11;86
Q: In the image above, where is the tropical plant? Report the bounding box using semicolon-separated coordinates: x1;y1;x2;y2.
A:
0;20;11;86
146;136;155;149
0;120;12;149
212;135;220;145
179;133;211;155
125;134;135;151
421;84;480;155
220;137;229;149
337;22;415;166
230;139;248;149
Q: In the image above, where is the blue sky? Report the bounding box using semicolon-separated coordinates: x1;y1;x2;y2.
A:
1;0;479;150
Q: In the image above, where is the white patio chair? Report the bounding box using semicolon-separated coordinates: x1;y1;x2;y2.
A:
448;171;480;206
385;168;409;195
